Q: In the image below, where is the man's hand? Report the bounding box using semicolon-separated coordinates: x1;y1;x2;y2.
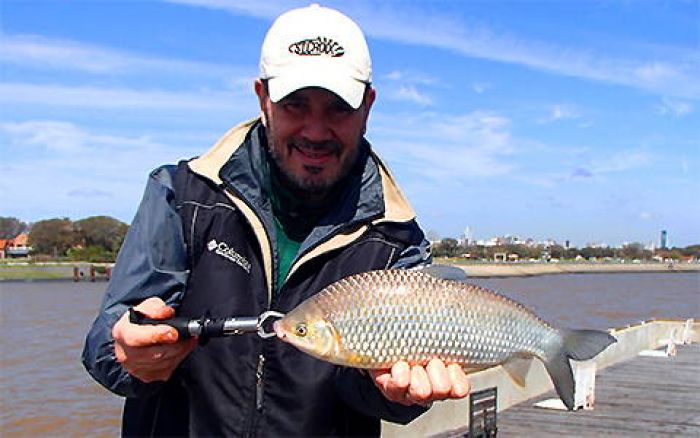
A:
112;297;197;383
369;359;470;406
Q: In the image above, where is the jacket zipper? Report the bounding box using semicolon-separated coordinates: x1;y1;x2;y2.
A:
220;185;274;433
255;354;265;411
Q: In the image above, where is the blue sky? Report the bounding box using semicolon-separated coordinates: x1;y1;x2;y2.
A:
1;0;698;247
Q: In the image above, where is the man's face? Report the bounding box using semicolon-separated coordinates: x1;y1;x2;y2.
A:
255;80;375;199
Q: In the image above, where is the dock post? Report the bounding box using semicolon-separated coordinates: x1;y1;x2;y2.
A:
469;387;498;437
574;360;597;409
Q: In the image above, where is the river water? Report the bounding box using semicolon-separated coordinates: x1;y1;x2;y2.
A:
1;272;698;436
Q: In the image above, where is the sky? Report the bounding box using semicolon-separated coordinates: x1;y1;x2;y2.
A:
1;0;698;248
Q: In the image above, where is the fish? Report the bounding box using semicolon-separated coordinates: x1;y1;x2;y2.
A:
273;268;616;410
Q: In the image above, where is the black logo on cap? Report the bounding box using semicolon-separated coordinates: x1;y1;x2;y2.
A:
288;36;345;57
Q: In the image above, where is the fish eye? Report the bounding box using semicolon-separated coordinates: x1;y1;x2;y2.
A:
295;323;308;337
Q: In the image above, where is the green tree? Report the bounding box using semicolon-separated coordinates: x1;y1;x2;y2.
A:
0;216;28;239
548;244;567;259
28;218;77;256
680;245;700;258
74;216;129;252
621;242;646;260
432;238;460;257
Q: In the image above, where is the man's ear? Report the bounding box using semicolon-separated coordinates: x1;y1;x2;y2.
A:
361;86;376;132
254;79;268;126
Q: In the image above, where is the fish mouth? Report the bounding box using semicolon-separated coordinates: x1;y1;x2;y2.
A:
272;320;287;341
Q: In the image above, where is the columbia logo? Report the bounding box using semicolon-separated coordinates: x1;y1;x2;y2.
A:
288;36;344;57
207;239;251;273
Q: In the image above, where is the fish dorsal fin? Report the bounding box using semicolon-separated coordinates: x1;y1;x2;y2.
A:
503;357;534;387
419;264;468;282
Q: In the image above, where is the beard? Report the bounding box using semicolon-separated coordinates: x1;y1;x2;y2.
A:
265;121;360;200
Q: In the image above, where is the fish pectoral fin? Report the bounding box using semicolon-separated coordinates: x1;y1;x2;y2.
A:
459;364;489;375
502;357;534;387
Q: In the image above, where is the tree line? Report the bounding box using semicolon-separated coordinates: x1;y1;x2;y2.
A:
1;215;128;262
431;238;700;262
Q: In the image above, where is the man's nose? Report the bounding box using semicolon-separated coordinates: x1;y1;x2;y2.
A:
300;114;333;142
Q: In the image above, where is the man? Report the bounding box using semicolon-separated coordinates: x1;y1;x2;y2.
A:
83;4;469;436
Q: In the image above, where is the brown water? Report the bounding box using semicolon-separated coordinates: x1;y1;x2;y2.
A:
469;272;700;330
1;272;698;436
0;280;122;437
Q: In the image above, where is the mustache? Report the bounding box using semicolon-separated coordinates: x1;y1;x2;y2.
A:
289;138;341;153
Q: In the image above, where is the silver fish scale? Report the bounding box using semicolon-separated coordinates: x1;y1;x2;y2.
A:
312;270;558;368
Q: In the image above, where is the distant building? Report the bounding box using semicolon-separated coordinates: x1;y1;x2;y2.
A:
585;241;608;249
660;230;668;249
4;233;31;258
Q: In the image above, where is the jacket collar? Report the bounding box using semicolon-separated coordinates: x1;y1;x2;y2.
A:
188;118;417;293
189;118;416;227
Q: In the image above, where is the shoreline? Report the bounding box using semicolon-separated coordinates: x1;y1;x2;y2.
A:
1;261;698;281
450;261;700;277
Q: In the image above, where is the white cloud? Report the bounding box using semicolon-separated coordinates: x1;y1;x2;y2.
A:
1;120;164;154
371;110;514;181
390;85;433;106
538;104;581;124
0;34;243;78
0;120;205;222
171;0;700;99
471;82;490;94
656;97;694;117
592;149;652;174
380;70;437;105
381;70;436;86
0;82;252;111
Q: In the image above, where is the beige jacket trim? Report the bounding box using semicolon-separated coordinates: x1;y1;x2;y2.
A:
189;118;272;302
189;118;259;185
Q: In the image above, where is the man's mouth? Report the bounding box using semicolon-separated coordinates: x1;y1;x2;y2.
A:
291;141;339;165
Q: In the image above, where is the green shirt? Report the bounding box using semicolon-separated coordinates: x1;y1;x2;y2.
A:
273;215;303;288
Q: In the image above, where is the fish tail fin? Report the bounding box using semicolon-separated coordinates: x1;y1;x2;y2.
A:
544;329;617;410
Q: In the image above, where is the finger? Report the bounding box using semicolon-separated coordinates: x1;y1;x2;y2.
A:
113;307;179;348
382;361;410;402
426;358;451;399
390;361;411;389
374;362;410;403
408;365;431;402
447;364;471;398
121;322;178;347
121;338;197;379
369;369;392;389
127;337;197;366
133;297;175;319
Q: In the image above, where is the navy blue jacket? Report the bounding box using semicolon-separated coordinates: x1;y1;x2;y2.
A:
82;119;432;436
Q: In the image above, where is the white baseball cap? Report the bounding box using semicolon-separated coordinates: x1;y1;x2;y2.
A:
260;4;372;109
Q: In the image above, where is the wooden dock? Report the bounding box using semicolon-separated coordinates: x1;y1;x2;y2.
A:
494;344;700;436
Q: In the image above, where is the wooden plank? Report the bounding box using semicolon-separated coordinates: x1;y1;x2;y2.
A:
487;344;700;437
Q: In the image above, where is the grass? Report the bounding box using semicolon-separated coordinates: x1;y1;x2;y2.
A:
0;264;74;281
